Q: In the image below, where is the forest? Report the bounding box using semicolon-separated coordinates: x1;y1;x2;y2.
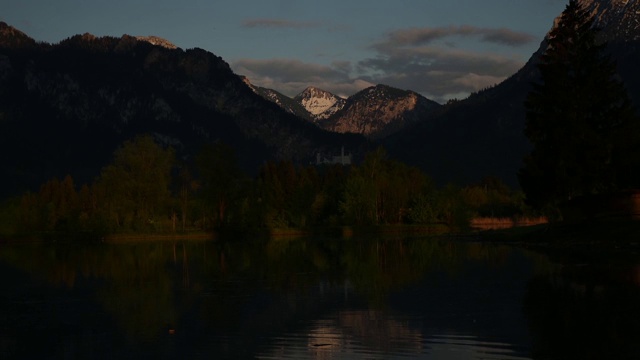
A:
0;135;530;237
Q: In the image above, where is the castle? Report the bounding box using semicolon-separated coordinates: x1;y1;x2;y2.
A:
316;147;352;165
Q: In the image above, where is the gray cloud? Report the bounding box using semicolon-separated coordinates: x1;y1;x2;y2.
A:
232;58;373;97
331;60;353;74
383;26;536;48
356;26;532;102
360;46;523;78
233;24;535;103
242;18;320;29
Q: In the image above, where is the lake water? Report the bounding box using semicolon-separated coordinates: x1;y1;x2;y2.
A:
1;235;639;359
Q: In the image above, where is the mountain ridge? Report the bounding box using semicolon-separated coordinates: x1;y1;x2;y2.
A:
2;0;637;194
0;22;369;198
246;80;442;140
293;86;346;121
384;0;640;186
319;84;442;140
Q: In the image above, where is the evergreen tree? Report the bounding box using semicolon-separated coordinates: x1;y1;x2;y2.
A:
519;0;638;214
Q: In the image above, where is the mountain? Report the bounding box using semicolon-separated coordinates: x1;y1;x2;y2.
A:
293;86;346;121
319;85;442;140
249;82;441;140
242;77;314;121
244;82;346;122
0;22;369;199
134;36;178;49
580;0;640;40
384;0;640;187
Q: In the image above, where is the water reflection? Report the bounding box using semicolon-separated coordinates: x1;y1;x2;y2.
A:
0;236;638;359
524;262;640;360
259;309;532;360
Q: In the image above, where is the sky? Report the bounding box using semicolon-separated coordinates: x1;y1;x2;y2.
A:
1;0;568;103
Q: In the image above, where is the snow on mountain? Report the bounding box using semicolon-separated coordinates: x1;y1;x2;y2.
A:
241;80;441;139
134;36;178;49
293;87;346;121
241;76;314;120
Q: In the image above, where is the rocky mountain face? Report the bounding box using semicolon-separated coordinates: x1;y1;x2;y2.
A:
319;85;441;140
244;82;346;122
247;81;441;140
384;0;640;186
242;77;314;121
134;36;178;49
0;22;368;198
293;86;346;121
580;0;640;40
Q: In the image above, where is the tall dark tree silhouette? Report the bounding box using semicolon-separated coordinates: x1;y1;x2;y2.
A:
519;0;638;215
196;142;244;228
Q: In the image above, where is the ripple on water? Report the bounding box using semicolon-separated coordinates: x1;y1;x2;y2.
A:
256;312;532;360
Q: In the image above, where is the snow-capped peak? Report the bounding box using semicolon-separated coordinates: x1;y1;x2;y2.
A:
294;86;346;118
134;36;178;49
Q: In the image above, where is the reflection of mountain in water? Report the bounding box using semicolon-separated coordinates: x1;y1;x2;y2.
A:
4;237;634;358
305;311;424;358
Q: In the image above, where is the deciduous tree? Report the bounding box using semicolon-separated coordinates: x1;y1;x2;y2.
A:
97;135;175;231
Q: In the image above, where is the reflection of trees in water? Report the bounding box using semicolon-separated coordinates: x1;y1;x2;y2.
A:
0;236;526;350
0;241;210;341
524;264;640;360
342;238;513;306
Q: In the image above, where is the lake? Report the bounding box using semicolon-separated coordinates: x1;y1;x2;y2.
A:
1;235;639;359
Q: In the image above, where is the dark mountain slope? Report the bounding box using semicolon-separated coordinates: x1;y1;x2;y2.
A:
0;23;368;198
384;0;640;187
243;78;315;121
383;58;539;186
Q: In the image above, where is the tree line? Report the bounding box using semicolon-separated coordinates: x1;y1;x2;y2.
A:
0;135;529;236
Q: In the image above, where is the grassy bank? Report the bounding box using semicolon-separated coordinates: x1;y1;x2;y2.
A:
0;231;215;244
103;232;214;243
268;223;453;239
478;218;640;264
480;218;640;243
0;223;477;244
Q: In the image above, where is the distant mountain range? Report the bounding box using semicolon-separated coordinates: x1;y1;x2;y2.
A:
247;81;441;140
245;0;640;186
1;0;638;198
0;22;369;198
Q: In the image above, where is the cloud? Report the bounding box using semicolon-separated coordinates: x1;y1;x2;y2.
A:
382;26;536;48
331;60;353;74
242;18;320;29
232;58;373;97
357;47;524;102
355;26;533;102
232;24;535;103
360;46;522;78
233;58;347;82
